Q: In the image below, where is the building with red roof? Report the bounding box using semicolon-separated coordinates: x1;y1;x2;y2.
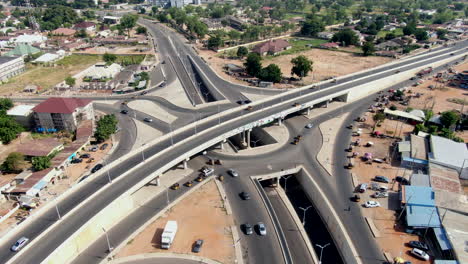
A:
51;28;76;38
74;21;96;32
319;42;340;49
33;98;94;132
252;39;291;56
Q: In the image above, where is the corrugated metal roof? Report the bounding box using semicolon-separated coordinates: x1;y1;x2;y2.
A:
430;135;468;169
33;97;92;114
7;104;35;116
406;205;440;228
398;141;410;152
410;173;430;187
405;186;435;206
433;227;452;250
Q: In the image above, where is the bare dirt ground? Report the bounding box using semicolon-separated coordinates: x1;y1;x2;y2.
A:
115;180;235;264
198;48;392;88
349;116;429;264
81;45;153;55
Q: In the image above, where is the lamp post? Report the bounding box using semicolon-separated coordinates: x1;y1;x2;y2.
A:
282;175;292;193
299;206;312;226
102;227;113;253
315;243;330;264
251;139;261;148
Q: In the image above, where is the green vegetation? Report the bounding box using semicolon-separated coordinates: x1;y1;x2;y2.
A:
244;53;263;77
32;156;51;171
94;114;118;143
237;46;249;58
447;98;468;105
362;41;375;56
117;55;146;66
377;28;403;39
290;55;313;79
119;14;138;37
1;152;25;173
332;29;359;46
65;76;75;86
103;52;117;64
258;64;282;83
275;38;326;56
0;98;24;144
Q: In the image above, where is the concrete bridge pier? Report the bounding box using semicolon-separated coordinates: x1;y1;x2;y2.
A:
246;129;252;148
183;158;190;169
278;118;283;126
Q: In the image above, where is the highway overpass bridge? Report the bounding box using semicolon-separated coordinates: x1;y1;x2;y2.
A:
2;40;467;264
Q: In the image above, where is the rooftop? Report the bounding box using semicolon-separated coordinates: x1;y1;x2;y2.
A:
410;134;429;160
33;97;92;114
383;108;424;122
7;104;35;116
0;56;20;64
9;168;52;194
440;210;468;263
252;39;291;54
16;137;63;157
429;135;468;169
4;43;40;56
410;173;430;187
52;28;76;36
404;185;435;206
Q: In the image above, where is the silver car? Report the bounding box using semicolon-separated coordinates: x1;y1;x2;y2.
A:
11;237;29;252
228;169;239;177
257;222;267;236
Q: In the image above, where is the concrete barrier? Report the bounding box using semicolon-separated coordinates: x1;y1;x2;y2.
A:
296;167;363;264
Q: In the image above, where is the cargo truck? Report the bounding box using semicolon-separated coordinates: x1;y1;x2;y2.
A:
161;220;178;249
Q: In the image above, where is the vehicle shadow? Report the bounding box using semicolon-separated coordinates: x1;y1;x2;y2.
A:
151;227;164;248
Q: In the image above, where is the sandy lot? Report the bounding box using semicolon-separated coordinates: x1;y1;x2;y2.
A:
82;46;152;55
198;48;392;88
349;115;432;264
115;180;235;264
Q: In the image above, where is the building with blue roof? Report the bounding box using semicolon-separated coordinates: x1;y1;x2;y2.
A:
403;186;441;229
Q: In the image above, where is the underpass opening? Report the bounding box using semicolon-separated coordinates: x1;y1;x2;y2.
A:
259;175;344;264
227;126;278;150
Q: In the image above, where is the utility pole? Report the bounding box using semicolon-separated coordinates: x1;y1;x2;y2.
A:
299;206;312;226
282;175;292;193
102;228;113;253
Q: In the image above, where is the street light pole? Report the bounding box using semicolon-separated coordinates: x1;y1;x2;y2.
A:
315;243;330;264
55;203;61;220
282;175;292;193
299;206;312;226
102;228;113;253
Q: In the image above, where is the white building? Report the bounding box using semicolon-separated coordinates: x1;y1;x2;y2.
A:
84;62;122;80
0;56;25;83
7;105;35;128
428;135;468;179
12;34;47;46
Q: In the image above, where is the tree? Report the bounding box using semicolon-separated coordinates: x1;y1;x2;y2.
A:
300;16;324;37
32;156;51;171
94;114;118;143
414;29;429;41
440;111;460;128
244;53;262;77
0;116;23;143
361;41;375;56
1;152;25;173
402;24;416;36
332;28;359;46
436;29;447;40
373;112;386;129
207;35;223;50
65;76;75;87
136;26;147;35
75;29;88;38
290;55;313;79
103;52;117;64
259;64;282;83
119;14;138;37
0;98;13;112
237;46;248;58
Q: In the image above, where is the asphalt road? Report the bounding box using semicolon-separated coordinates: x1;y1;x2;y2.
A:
3;41;466;264
115;257;206;264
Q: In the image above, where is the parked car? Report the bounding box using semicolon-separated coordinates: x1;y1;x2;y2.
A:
359;183;368;193
192;239;203;253
144;117;153;122
11;237;29;252
364;201;381;208
240;191;251;200
79;154;90;159
91;164;103;173
372;192;389;198
170;183;180;190
256;222;267;236
374;175;390;183
408;241;429;251
395;176;409;185
410;248;430;261
305;123;313;129
242;223;253;235
228;169;239;177
120;109;128;114
71;158;83;164
140;91;148;95
89;146;98;152
100;143;109;150
184;181;193;187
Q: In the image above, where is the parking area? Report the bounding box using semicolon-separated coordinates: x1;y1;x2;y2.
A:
115;180;236;264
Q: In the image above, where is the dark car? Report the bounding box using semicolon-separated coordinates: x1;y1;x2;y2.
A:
120;109;128;114
100;143;109;150
395;176;409;185
240;191;251;200
72;158;83;164
242;223;253;235
236;100;245;105
91;164;103;173
140;91;148;95
80;154;90;159
244;99;252;104
192;239;203;253
408;241;429;251
374;175;390;183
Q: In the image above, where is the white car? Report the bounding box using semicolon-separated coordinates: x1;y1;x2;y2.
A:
144;117;153;122
228;169;239;177
364;201;381;208
411;248;430;261
257;222;266;236
305;123;313;129
11;237;29;252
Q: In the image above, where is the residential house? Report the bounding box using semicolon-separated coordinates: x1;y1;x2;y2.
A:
317;32;334;40
319;42;339;49
6;104;35;128
399;134;429;170
0;56;25;82
428;135;468;179
12;34;47;46
201;18;223;31
226;15;246;31
16;138;64;158
83;62;122;81
103;16;121;24
32;97;94;132
252;39;291;56
4;43;40;57
74;21;96;32
51;28;76;38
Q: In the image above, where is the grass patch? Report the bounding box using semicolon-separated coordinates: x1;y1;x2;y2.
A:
0;54;102;94
447;98;468;105
117;54;146;66
377;28;403;39
267;38;327;58
31;132;56;140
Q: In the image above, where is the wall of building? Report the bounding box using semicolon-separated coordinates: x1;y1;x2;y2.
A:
0;57;25;83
